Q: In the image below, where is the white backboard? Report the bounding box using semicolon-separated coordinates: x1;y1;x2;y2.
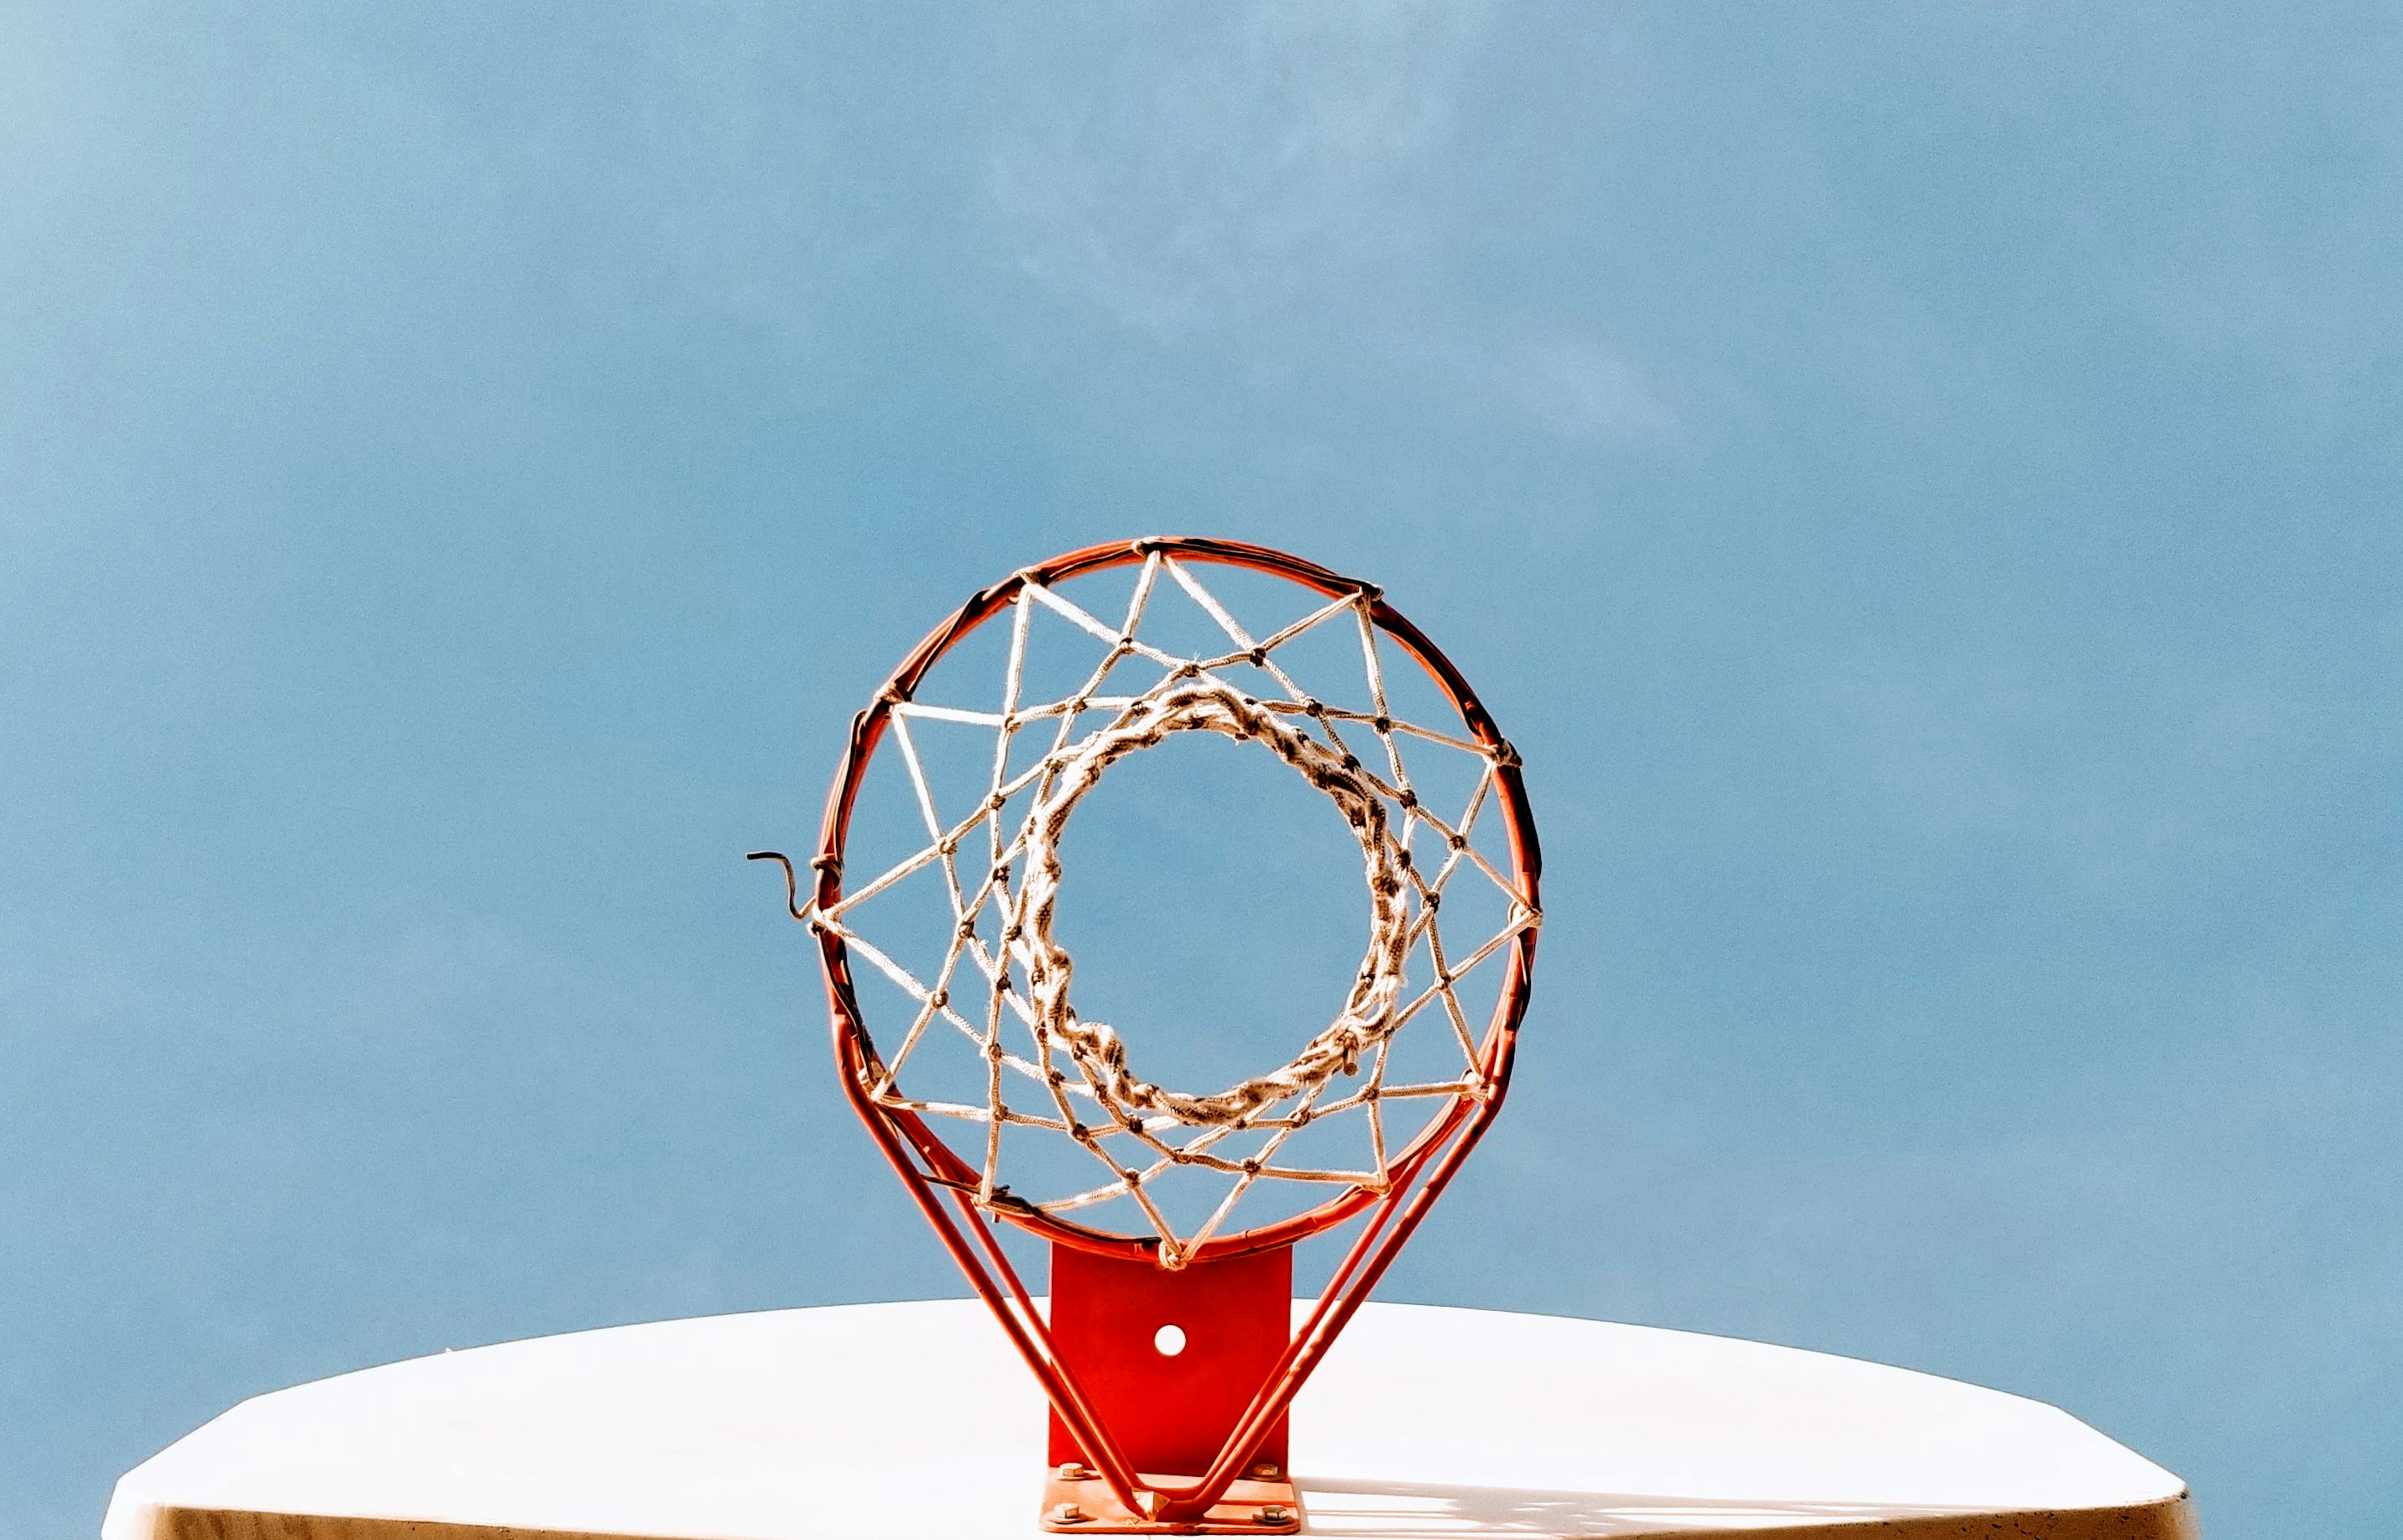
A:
104;1301;2193;1540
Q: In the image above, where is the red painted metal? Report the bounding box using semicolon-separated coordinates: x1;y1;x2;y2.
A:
1042;1464;1301;1534
1047;1242;1293;1477
799;537;1544;1530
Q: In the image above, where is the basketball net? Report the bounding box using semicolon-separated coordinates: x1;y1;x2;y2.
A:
758;537;1541;1532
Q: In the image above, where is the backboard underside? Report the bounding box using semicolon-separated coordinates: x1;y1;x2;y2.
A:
104;1301;2196;1540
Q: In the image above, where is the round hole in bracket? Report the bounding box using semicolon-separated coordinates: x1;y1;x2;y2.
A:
1153;1323;1188;1357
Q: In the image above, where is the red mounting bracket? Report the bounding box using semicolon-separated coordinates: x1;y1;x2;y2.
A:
1042;1245;1297;1532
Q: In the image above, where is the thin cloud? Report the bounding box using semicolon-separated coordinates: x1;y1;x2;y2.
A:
983;3;1686;447
988;1;1492;342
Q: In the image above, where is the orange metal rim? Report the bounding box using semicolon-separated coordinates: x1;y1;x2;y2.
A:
810;535;1544;1262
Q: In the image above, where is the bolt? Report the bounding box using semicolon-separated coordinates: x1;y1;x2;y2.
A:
1250;1462;1281;1480
1257;1504;1293;1525
1047;1502;1089;1525
1056;1461;1091;1481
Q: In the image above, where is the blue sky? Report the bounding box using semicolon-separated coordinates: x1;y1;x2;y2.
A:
3;5;2398;1537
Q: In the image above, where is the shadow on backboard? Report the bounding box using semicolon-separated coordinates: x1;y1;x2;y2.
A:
1296;1475;1994;1539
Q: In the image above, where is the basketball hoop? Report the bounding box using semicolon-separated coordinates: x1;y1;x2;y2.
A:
755;537;1542;1533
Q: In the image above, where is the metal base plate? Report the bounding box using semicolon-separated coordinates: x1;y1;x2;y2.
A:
1040;1467;1303;1534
